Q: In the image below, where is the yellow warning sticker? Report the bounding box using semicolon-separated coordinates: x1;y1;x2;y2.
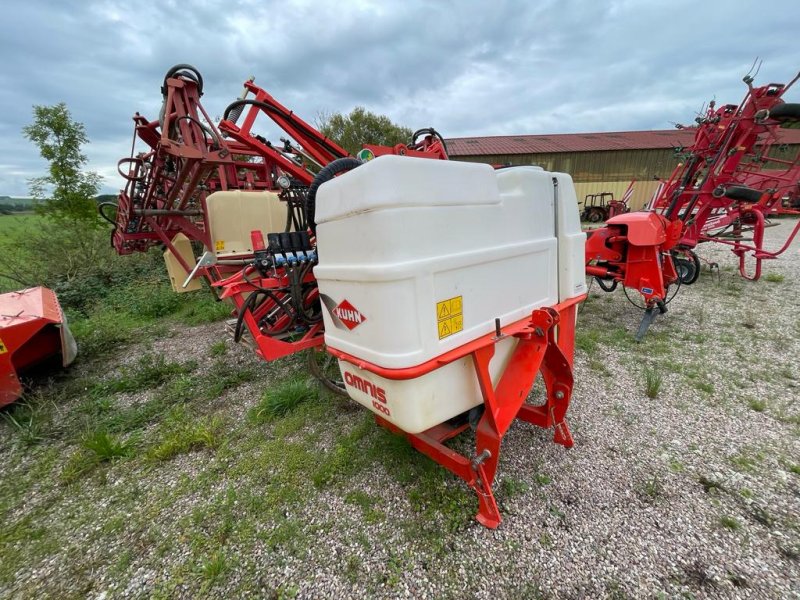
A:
215;240;225;251
0;337;7;354
436;295;463;339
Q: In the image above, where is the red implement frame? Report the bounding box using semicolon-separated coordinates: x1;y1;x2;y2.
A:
329;297;583;528
585;70;800;338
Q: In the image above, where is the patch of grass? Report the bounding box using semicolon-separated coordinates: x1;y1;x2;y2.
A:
730;450;762;473
640;473;663;501
312;415;375;488
147;409;224;461
62;430;135;482
643;367;662;399
719;515;741;530
249;379;318;423
209;341;227;357
176;295;232;325
1;400;48;446
694;380;715;395
747;397;767;412
97;354;195;394
82;429;136;460
199;360;256;400
575;330;600;355
763;272;785;283
534;473;552;486
501;477;530;497
344;490;383;523
198;550;228;586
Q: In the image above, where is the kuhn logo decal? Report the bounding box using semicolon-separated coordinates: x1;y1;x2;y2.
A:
332;300;366;330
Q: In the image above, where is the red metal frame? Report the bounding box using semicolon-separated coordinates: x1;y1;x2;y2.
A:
329;296;583;528
585;71;800;333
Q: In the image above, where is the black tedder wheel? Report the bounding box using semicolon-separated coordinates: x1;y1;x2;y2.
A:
673;250;701;285
307;348;349;397
769;103;800;128
724;186;763;203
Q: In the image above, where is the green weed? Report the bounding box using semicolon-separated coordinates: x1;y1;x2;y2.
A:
644;367;662;399
148;409;224;461
209;341;227;357
719;515;741;530
763;272;785;283
249;379;317;423
82;430;136;460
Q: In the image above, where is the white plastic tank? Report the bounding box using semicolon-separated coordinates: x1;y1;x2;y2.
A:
314;156;585;433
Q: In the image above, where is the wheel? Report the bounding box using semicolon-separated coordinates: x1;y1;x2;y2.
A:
673;249;700;285
724;186;763;203
307;347;349;397
587;207;605;223
769;103;800;128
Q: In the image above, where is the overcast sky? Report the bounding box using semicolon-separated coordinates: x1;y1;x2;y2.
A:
0;0;797;196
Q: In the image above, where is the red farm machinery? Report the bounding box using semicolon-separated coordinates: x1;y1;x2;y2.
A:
105;65;585;528
106;64;799;526
579;181;634;223
585;70;800;339
0;287;77;407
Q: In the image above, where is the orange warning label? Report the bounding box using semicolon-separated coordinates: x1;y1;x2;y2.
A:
215;240;225;251
436;296;463;339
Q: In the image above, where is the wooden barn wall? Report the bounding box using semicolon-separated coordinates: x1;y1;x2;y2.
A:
454;149;680;182
454;144;799;210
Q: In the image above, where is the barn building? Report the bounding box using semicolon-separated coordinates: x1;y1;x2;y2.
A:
446;129;800;210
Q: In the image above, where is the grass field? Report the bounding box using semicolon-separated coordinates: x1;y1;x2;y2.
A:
1;219;798;598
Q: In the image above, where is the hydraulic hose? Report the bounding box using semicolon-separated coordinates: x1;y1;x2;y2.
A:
305;157;362;234
411;127;449;155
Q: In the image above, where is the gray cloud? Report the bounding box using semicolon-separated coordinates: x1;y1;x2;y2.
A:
0;0;797;195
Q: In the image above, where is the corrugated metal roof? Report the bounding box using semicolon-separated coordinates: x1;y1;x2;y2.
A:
445;128;800;156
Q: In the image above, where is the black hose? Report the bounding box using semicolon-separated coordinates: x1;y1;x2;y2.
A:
411;127;449;155
223;99;347;161
306;157;362;234
162;64;204;96
98;202;118;226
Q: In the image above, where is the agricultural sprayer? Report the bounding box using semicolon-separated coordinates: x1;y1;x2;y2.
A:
105;65;586;528
585;69;800;339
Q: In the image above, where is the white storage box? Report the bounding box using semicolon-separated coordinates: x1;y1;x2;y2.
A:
314;156;585;433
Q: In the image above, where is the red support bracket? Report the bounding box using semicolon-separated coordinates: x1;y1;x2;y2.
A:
371;304;577;529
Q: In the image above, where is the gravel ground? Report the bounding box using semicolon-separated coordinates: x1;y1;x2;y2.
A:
1;218;799;599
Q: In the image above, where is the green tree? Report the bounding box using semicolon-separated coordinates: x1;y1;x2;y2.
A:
23;103;101;223
317;107;413;156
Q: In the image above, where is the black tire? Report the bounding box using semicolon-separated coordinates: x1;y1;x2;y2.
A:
724;186;763;203
587;207;604;223
769;103;800;128
673;250;701;285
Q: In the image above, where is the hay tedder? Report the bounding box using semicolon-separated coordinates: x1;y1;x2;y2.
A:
585;69;800;339
105;65;586;528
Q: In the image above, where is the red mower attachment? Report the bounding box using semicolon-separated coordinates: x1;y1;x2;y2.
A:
0;287;77;407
